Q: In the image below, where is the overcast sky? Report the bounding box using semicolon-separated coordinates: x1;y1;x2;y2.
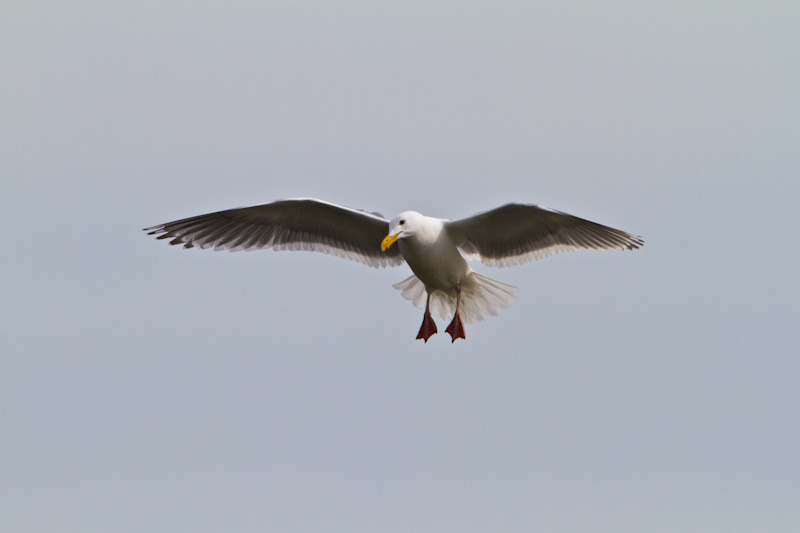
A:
2;2;799;532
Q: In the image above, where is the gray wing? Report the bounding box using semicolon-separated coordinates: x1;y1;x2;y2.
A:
445;203;644;267
144;198;404;268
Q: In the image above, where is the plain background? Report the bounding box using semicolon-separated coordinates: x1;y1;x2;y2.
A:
2;2;798;532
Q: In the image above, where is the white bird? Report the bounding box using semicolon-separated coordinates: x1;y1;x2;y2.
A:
145;198;643;342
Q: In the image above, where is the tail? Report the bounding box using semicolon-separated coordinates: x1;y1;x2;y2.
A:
392;272;518;324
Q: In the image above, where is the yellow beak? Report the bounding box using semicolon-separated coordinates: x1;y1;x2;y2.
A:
381;232;400;251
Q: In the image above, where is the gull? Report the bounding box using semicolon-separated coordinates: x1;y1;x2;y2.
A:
145;198;643;342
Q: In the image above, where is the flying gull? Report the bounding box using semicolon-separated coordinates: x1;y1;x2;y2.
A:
145;198;643;342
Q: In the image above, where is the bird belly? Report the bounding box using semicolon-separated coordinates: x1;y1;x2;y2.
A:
399;238;469;292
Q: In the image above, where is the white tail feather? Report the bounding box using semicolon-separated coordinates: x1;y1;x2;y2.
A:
392;272;518;324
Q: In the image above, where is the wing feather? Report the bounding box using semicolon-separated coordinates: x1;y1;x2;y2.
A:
445;203;643;267
144;198;404;268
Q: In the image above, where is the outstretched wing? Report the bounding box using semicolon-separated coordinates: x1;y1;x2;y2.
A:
445;203;643;267
144;198;404;268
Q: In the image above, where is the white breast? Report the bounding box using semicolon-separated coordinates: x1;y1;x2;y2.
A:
398;217;470;291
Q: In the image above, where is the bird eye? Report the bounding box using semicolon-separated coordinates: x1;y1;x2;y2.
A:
399;219;405;225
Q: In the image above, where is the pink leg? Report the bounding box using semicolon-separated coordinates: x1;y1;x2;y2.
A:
416;292;438;342
445;283;466;342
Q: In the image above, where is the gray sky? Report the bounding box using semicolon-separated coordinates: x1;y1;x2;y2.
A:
2;2;798;532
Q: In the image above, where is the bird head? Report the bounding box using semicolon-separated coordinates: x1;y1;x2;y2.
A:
381;211;422;251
